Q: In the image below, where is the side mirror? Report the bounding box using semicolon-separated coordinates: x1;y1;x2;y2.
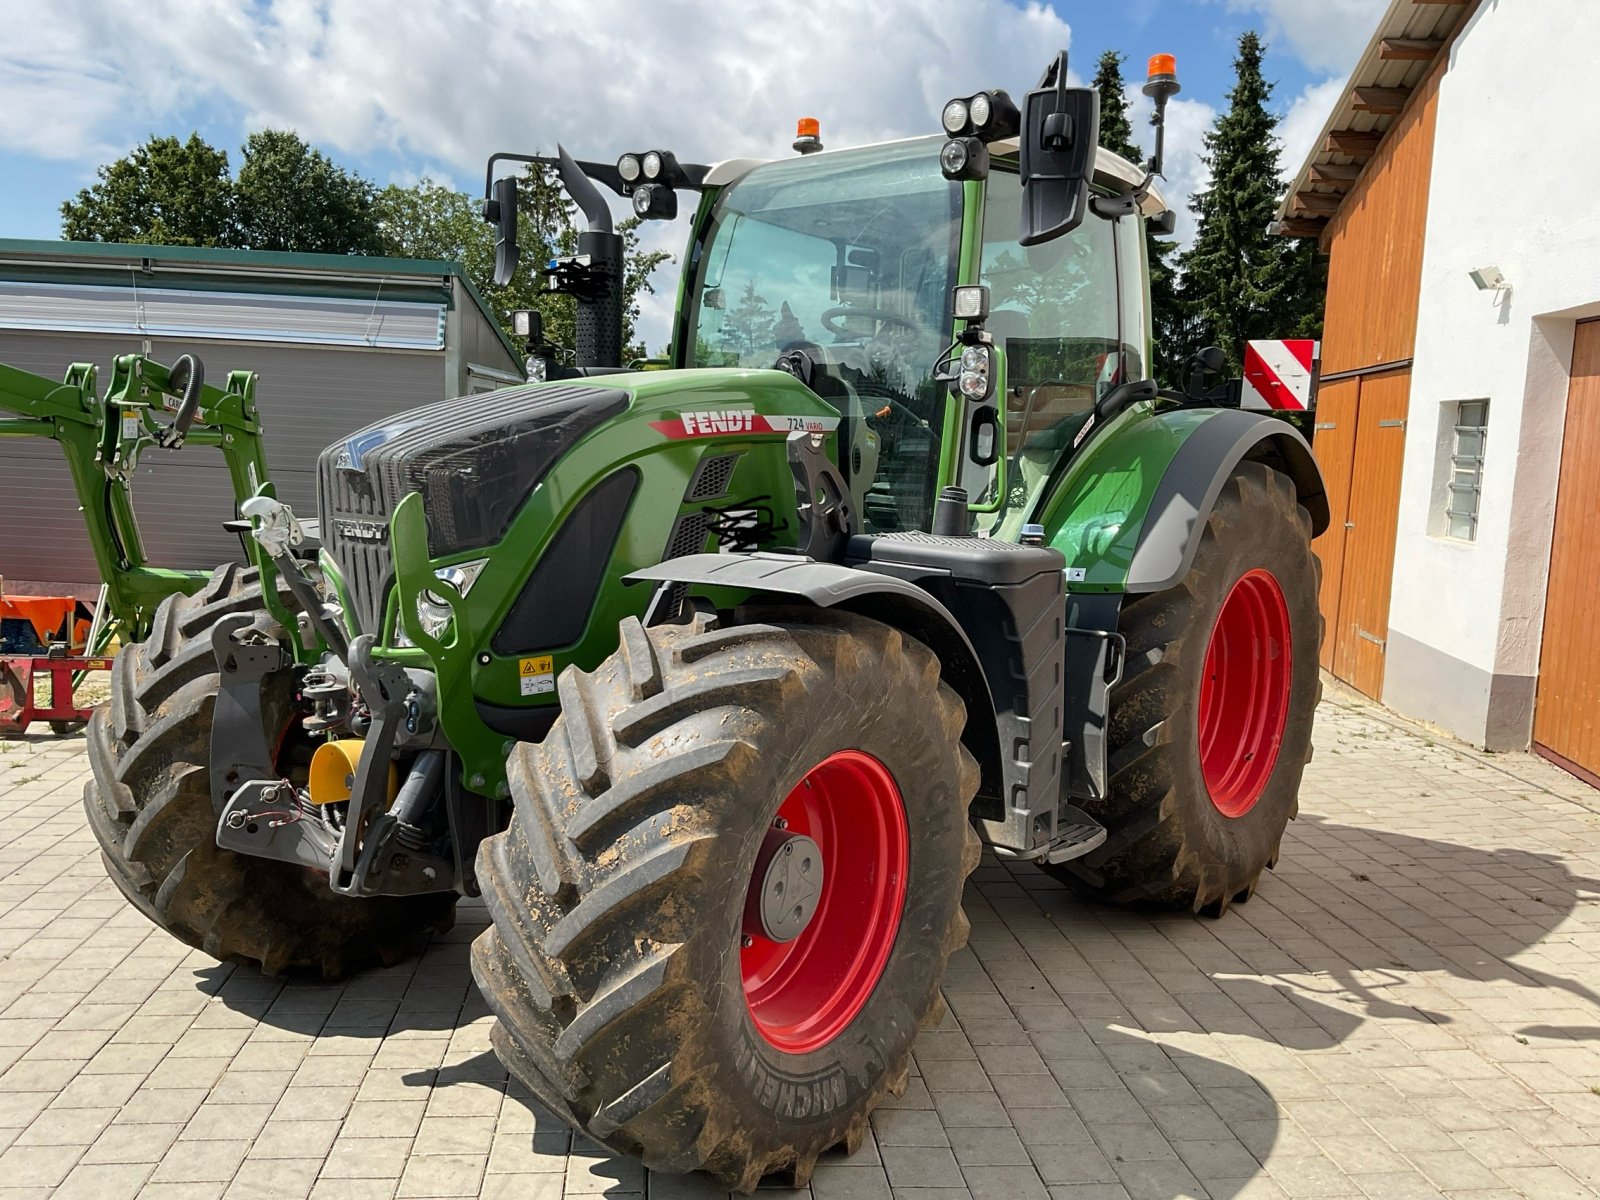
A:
489;176;520;285
1018;51;1100;247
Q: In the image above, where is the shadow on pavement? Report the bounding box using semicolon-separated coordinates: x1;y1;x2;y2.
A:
193;808;1598;1198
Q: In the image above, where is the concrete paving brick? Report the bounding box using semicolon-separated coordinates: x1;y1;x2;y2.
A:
2;690;1598;1197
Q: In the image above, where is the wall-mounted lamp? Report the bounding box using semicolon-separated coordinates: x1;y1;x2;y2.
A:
1469;265;1509;292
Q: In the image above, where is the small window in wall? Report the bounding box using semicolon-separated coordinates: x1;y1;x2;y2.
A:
1443;400;1489;541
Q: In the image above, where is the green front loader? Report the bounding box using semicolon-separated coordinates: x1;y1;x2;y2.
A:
85;50;1326;1190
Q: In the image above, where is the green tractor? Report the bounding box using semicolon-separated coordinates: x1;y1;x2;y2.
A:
85;51;1325;1189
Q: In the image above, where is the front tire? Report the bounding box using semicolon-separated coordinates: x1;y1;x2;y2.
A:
1049;462;1321;913
83;563;456;978
472;609;980;1192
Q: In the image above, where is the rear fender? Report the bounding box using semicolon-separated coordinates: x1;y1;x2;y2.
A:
1037;405;1328;594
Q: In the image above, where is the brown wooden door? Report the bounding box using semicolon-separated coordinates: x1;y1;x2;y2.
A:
1331;370;1411;698
1534;321;1600;782
1310;379;1360;672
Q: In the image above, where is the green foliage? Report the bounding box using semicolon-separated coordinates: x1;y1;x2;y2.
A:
718;280;776;359
1173;32;1325;374
61;131;672;359
1092;51;1141;163
234;130;382;254
61;134;235;247
374;167;670;359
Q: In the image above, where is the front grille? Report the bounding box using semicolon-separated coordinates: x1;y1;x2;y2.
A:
318;456;401;635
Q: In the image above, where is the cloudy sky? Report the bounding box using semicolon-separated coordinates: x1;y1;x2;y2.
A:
0;0;1384;351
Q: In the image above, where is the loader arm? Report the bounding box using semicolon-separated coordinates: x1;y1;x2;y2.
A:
0;355;291;648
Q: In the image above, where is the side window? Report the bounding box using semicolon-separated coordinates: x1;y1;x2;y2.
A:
979;171;1135;460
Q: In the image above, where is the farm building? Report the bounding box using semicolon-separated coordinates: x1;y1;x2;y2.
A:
1278;0;1600;782
0;239;522;592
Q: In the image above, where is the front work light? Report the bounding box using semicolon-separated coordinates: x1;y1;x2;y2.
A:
940;136;990;181
939;89;1021;142
942;99;970;135
952;285;990;322
632;182;678;220
617;153;642;183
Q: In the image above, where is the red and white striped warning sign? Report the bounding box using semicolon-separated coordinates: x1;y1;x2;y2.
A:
1242;340;1319;411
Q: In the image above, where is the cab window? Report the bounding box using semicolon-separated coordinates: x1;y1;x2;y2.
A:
976;169;1142;534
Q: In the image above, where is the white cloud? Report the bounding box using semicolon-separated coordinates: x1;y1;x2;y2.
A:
1;0;1074;168
1;0;1084;350
1221;0;1387;75
1278;75;1346;180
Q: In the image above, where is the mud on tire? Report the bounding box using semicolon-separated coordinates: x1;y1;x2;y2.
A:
83;563;455;978
1048;462;1322;914
472;608;981;1192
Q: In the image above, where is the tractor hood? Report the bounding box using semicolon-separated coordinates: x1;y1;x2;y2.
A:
318;369;840;636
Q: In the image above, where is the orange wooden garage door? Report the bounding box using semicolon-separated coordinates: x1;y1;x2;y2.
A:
1534;321;1600;783
1311;370;1411;698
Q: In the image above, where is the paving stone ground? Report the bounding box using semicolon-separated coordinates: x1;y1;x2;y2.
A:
1;681;1598;1199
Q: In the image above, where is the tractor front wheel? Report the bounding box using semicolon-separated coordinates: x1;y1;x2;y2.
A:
1048;461;1321;913
472;608;979;1191
83;564;456;977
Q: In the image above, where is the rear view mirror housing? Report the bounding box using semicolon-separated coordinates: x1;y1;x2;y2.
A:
1018;51;1100;247
487;176;520;285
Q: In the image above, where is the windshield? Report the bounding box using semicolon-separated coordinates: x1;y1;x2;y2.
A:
685;137;961;532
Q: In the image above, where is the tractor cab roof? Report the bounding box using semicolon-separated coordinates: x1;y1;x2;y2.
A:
702;138;1170;222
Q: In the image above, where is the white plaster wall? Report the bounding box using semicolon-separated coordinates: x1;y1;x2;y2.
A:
1387;0;1600;707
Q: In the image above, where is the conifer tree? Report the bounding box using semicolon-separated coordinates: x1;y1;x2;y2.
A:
1176;32;1325;373
1092;51;1183;383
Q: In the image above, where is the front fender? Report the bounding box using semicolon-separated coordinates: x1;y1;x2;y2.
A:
626;552;1004;832
1036;405;1327;595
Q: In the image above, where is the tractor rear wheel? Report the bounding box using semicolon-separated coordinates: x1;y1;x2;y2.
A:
473;608;979;1192
83;563;455;977
1048;462;1321;913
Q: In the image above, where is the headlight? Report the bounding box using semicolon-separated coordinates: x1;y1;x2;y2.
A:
968;92;991;128
617;153;642;183
642;151;663;180
941;99;969;135
399;559;488;645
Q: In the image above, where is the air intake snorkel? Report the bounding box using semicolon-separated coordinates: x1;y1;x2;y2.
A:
555;145;625;370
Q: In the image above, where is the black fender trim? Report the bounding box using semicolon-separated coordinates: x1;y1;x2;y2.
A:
626;553;1003;825
1126;411;1328;594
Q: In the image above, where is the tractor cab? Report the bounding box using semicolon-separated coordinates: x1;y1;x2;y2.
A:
674;135;1165;537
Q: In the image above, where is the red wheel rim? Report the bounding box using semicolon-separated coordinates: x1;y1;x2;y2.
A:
1198;568;1293;818
741;750;908;1054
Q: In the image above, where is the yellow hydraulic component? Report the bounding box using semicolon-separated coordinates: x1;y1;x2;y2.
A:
308;739;398;806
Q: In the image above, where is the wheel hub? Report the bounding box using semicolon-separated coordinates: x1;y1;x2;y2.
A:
745;829;824;943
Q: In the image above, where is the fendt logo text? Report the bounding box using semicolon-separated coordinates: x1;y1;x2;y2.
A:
335;519;388;542
681;409;757;435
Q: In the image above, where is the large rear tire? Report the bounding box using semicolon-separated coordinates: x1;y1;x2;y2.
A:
1048;462;1321;913
83;563;455;978
472;609;980;1192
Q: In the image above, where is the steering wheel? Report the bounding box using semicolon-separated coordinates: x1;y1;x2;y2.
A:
820;306;919;340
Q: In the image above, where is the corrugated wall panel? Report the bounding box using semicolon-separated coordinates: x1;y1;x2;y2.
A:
0;332;443;585
0;281;445;350
1319;53;1446;377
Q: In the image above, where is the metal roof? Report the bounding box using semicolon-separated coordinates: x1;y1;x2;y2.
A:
1274;0;1480;239
0;237;521;364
